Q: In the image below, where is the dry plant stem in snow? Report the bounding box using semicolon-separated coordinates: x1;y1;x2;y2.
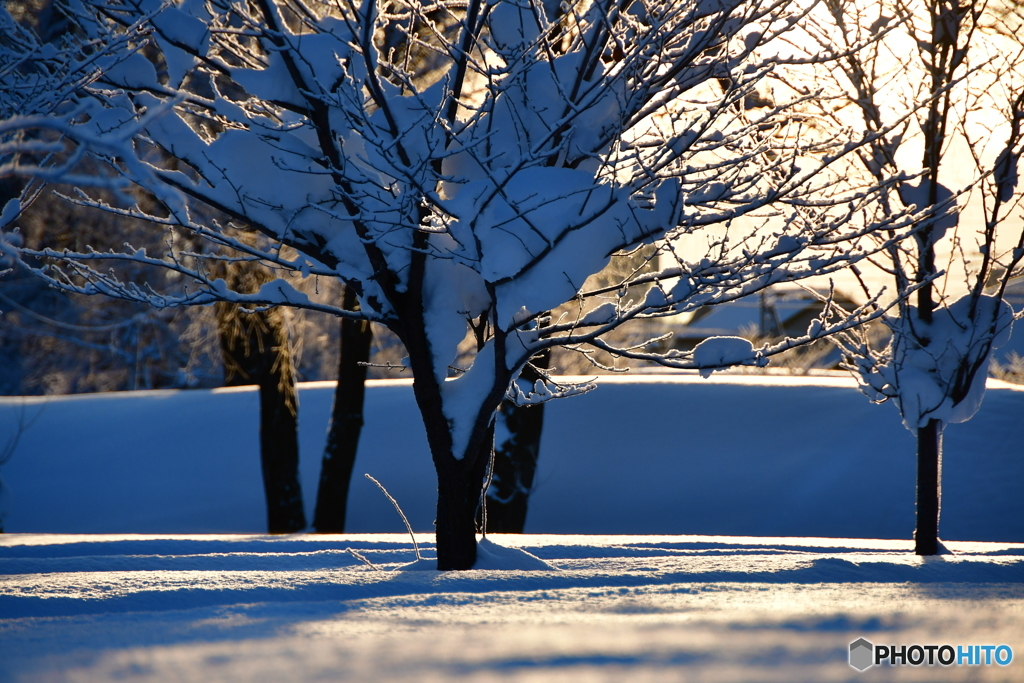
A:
1;0;921;568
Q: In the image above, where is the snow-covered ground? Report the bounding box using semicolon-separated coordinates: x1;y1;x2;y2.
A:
2;374;1023;681
2;534;1023;682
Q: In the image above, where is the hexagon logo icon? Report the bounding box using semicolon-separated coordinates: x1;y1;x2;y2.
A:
849;638;874;671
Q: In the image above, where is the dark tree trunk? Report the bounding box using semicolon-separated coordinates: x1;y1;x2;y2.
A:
403;336;506;570
312;286;372;533
434;433;493;570
217;264;306;534
914;418;943;555
410;379;496;570
484;353;549;533
394;242;498;570
254;352;306;534
396;216;512;569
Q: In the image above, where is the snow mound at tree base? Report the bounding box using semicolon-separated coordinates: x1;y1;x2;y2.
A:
474;537;556;570
396;536;556;571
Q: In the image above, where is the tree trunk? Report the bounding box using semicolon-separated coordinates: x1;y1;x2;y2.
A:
405;357;501;570
484;355;549;533
312;286;372;533
434;434;492;570
254;352;306;533
398;232;508;569
914;418;943;555
217;272;306;534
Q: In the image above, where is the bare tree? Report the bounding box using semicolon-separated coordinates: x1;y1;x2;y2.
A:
802;0;1024;554
2;0;918;568
0;400;45;533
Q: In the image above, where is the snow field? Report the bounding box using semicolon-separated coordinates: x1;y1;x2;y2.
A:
1;534;1022;682
2;374;1023;541
2;375;1023;681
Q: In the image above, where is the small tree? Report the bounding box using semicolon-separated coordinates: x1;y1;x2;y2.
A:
3;0;918;568
804;0;1024;554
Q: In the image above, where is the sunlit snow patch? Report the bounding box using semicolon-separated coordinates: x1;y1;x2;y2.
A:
474;537;556;570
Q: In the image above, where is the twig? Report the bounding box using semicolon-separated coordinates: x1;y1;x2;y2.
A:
344;547;381;571
365;473;422;560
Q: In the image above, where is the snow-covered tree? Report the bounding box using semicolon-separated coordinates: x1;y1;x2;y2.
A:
801;0;1024;554
1;0;918;568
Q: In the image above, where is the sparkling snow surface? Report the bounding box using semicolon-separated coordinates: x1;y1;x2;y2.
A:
1;374;1023;680
2;533;1023;682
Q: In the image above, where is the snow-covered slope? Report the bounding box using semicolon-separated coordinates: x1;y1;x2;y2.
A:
2;373;1023;542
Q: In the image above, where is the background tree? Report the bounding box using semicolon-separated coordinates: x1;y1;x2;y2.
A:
801;0;1024;554
483;345;549;533
2;1;315;535
3;0;920;568
312;283;372;532
215;235;307;533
